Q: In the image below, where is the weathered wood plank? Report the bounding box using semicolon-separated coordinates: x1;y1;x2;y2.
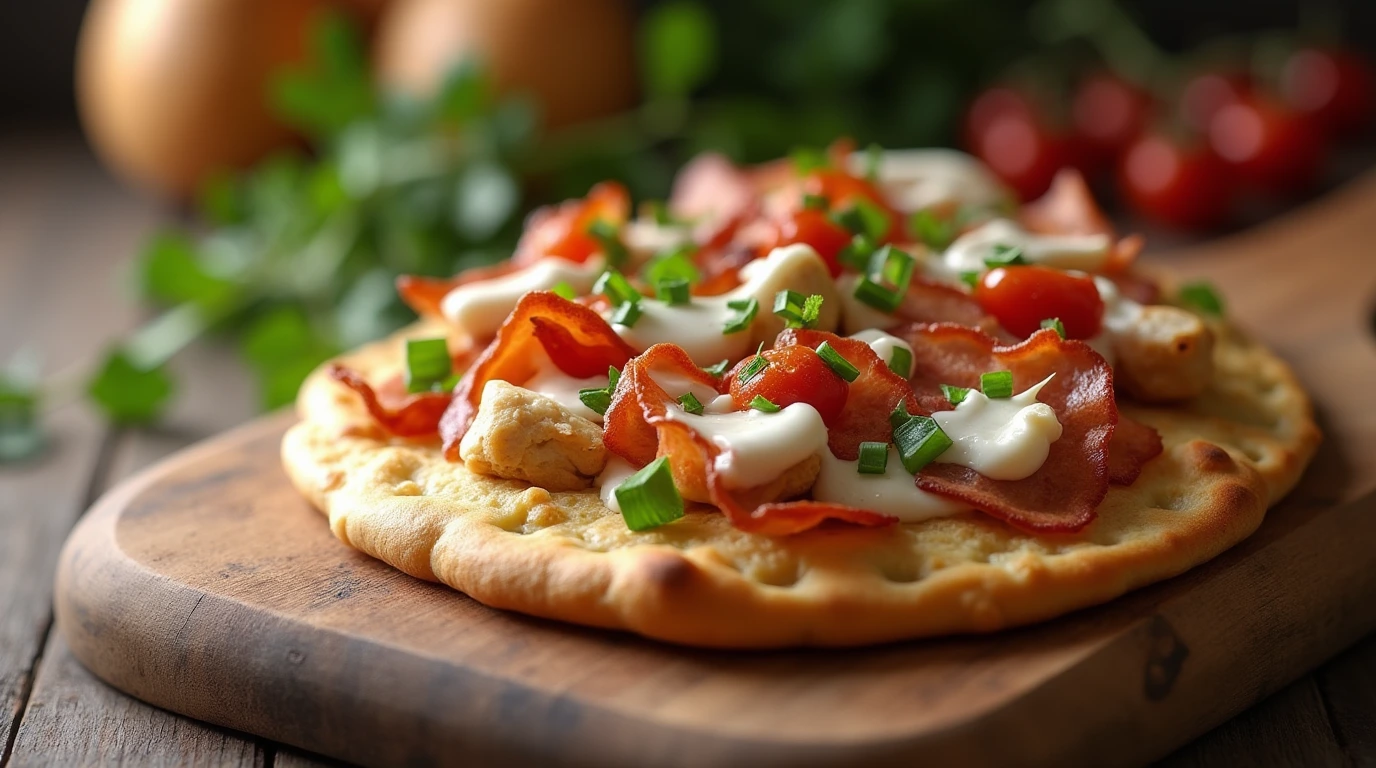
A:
1317;633;1376;766
1154;676;1347;768
0;134;264;768
273;748;349;768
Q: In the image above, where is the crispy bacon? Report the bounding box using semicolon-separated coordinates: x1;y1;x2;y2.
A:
773;329;919;460
896;278;1011;339
1108;415;1164;486
897;323;1118;533
439;291;637;459
328;365;452;438
396;262;523;318
604;344;896;536
513;181;630;267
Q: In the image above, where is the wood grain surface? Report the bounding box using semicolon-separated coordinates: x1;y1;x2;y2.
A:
2;134;1374;766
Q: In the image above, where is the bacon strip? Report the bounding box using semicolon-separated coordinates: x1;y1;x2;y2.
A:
396;262;521;318
773;329;919;460
328;365;452;439
1108;415;1164;486
513;181;630;267
439;292;637;459
897;323;1118;533
896;278;1011;339
604;344;896;536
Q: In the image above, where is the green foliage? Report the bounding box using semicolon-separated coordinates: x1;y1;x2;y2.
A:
641;1;718;99
87;350;174;425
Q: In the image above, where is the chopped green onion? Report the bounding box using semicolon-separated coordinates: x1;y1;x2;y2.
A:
890;400;911;429
587;219;629;268
593;270;640;306
980;370;1014;398
959;271;981;289
857;441;889;474
863;142;884;182
816;341;860;382
802;193;829;211
722;297;758;334
838;234;878;271
940;384;970;406
831;198;890;240
909;209;956;251
678;392;704;415
893;415;953;474
615;457;685;531
610;300;642;327
790;146;829;174
887;345;913;377
853;245;915;313
1179;281;1225;316
404;337;451;393
657;278;691;306
738;345;768;384
772;290;825;329
1040;317;1066;338
984;243;1027;268
702;359;729;378
642;246;700;286
749;395;781;413
577;366;620;415
551;281;577;300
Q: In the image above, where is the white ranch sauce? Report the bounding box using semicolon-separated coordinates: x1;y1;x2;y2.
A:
663;403;829;490
848;329;914;377
440;257;603;339
597;456;639;513
933;375;1062;481
849;148;1010;211
812;446;968;522
942;219;1111;275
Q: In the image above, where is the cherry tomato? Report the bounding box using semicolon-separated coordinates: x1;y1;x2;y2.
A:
1208;96;1325;193
971;108;1079;202
1180;71;1251;134
963;86;1035;153
1117;131;1232;230
512;181;630;266
1072;73;1153;167
774;208;853;277
1279;47;1375;137
729;345;849;426
975;266;1104;340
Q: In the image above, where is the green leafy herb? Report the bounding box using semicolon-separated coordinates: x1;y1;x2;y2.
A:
857;441;889;474
830;198;889;240
642;246;700;286
405;338;452;393
909;209;956;251
1179;281;1225;316
552;281;578;300
980;370;1014;398
615;456;685;532
816;341;860;382
749;395;781;413
656;278;691;305
587;219;630;268
892;414;953;474
678;392;704;415
1040;317;1066;338
984;243;1028;268
940;383;970;406
887;344;913;377
772;290;824;329
723;297;758;334
578;366;621;416
87;350;174;425
702;359;730;378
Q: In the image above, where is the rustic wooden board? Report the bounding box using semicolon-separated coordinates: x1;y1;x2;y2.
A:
52;173;1376;768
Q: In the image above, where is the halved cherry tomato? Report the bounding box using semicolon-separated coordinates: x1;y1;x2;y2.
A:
971;107;1079;202
774;208;853;277
1209;96;1325;193
1117;131;1232;230
976;266;1104;340
512;181;630;266
1279;47;1375;137
728;345;849;426
1072;73;1153;167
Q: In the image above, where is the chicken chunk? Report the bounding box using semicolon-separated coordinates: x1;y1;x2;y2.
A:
459;380;607;491
741;244;841;348
1112;305;1215;402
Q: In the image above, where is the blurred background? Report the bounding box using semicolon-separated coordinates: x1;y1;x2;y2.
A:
0;0;1373;455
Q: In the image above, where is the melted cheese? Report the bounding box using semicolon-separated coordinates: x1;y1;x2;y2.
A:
933;375;1062;480
664;404;828;490
441;257;603;339
849;329;913;377
943;219;1111;274
812;446;968;522
850;148;1010;211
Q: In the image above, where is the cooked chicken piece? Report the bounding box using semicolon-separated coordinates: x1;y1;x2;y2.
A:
1112;305;1215;402
742;244;841;347
459;381;607;491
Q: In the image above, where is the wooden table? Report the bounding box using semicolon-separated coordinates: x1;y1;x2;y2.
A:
1;132;1372;767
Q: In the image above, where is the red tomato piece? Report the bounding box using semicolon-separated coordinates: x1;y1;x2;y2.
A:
972;108;1079;202
963;86;1035;152
1072;73;1153;167
1208;96;1325;193
728;345;849;426
1117;131;1232;230
1180;71;1251;134
1279;47;1375;137
512;181;630;266
774;208;853;277
976;266;1104;340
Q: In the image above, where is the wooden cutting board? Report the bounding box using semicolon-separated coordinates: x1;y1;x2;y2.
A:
55;175;1376;768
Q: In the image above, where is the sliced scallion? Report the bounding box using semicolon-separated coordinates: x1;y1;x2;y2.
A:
615;457;685;531
802;193;829;211
831;198;890;240
887;344;913;377
657;278;691;306
983;243;1027;268
678;392;704;415
940;383;970;406
587;219;629;268
1040;317;1066;338
404;338;451;393
772;290;824;329
551;281;577;300
857;441;889;474
1179;281;1225;316
702;359;729;378
593;270;640;306
853;245;915;312
738;351;768;385
610;300;642;327
816;342;860;382
722;297;758;334
749;395;781;413
838;234;878;272
910;209;956;251
980;370;1014;398
642;246;700;286
577;366;620;416
959;271;981;289
893;415;953;474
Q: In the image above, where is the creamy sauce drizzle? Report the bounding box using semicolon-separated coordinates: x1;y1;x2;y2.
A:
522;349;608;423
812;446;968;521
837;273;898;335
849;148;1009;211
933;375;1062;480
597;456;639;513
848;329;914;377
943;219;1110;274
441;257;603;339
664;403;828;490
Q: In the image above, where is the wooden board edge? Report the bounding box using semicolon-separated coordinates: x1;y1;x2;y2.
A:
52;416;1376;767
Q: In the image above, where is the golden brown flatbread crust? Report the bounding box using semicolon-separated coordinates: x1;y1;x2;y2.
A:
281;317;1319;647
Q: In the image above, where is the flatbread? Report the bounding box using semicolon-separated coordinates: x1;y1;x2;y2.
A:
281;312;1319;648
